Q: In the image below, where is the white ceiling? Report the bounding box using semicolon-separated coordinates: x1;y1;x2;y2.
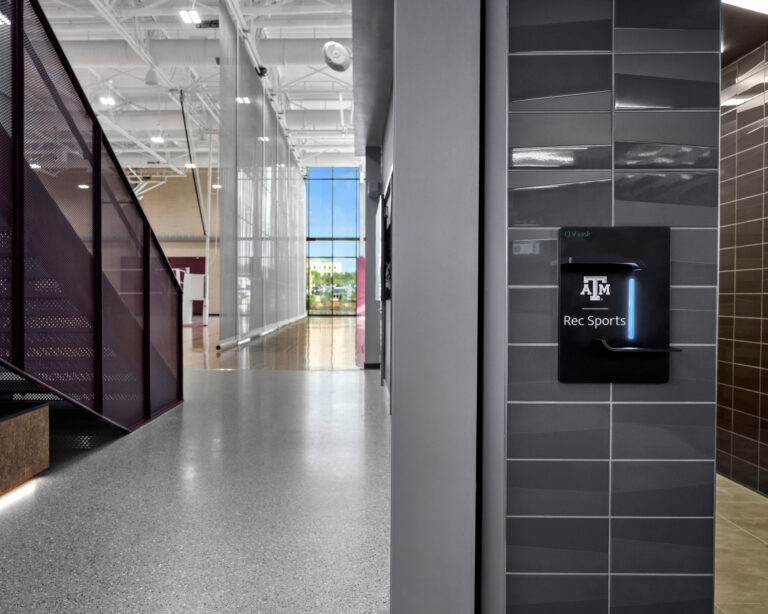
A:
39;0;359;181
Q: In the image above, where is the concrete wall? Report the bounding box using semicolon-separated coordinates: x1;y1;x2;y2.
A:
390;1;481;612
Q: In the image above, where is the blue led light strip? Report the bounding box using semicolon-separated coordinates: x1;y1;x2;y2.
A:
628;277;635;341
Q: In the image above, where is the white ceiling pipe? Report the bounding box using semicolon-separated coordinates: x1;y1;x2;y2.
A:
256;38;352;66
99;110;187;131
60;38;352;67
100;109;348;133
284;109;349;131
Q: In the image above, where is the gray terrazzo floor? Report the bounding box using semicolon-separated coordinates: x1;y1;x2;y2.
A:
0;369;391;613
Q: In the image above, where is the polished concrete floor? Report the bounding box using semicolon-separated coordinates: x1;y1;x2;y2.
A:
183;316;364;371
0;369;390;613
2;313;767;612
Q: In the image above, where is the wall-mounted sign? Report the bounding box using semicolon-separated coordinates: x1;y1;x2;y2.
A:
558;227;678;383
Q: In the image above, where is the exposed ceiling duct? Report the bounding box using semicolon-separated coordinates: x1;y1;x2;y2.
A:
61;38;353;68
39;0;359;172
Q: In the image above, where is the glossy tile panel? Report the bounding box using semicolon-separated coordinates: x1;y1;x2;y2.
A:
506;575;608;614
508;170;611;227
615;111;719;169
614;171;718;227
509;0;611;53
611;518;714;573
507;404;610;460
509;55;612;111
613;404;715;460
509;113;612;148
615;54;720;110
610;576;713;614
508;346;610;402
614;0;719;52
507;460;609;516
507;518;608;572
611;461;715;517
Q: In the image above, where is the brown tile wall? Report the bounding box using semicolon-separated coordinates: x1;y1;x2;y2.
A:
719;44;768;495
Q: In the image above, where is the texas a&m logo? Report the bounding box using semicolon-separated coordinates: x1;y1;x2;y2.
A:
581;276;610;302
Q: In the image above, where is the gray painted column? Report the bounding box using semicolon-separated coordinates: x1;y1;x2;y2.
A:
481;0;508;610
364;146;381;367
390;0;481;611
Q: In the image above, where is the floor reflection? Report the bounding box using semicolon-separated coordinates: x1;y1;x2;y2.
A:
183;315;364;370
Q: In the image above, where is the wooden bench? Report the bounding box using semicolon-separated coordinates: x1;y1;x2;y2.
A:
0;403;49;494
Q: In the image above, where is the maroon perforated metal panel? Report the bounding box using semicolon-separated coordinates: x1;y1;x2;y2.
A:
22;1;95;408
149;237;179;414
101;144;145;427
0;0;13;362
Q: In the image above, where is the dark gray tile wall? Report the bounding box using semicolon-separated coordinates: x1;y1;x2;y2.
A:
718;44;768;495
506;1;719;611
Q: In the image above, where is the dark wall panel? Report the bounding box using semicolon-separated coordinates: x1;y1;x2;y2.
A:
505;1;719;611
718;44;768;496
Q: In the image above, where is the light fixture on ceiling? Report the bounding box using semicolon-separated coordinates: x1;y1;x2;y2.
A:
322;41;352;72
235;96;251;104
257;136;270;142
185;162;196;169
179;9;201;24
29;163;41;169
151;135;165;144
723;0;768;15
0;11;11;26
77;184;90;190
99;95;116;106
212;184;222;190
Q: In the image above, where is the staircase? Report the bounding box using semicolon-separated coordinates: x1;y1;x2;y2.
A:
0;0;182;433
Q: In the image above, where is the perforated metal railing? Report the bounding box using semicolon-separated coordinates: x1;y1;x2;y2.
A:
0;0;183;431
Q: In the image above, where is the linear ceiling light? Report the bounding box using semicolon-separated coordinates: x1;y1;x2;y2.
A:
29;163;41;169
151;135;165;144
179;9;201;24
257;136;270;142
722;0;768;15
99;95;116;106
212;184;222;190
77;184;90;190
185;162;196;169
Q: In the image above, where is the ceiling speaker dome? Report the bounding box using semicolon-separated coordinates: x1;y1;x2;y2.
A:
322;41;352;72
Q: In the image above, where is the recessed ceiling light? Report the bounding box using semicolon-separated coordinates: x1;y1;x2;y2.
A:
723;0;768;15
212;184;222;189
185;162;196;169
78;184;90;189
151;135;165;144
179;9;201;24
29;163;41;169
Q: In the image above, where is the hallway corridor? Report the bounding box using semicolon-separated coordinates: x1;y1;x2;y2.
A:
0;368;390;613
183;316;364;371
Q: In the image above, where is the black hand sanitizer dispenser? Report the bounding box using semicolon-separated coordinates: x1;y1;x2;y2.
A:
558;227;679;383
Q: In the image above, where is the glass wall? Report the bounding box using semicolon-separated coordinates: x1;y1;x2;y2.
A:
306;167;361;316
